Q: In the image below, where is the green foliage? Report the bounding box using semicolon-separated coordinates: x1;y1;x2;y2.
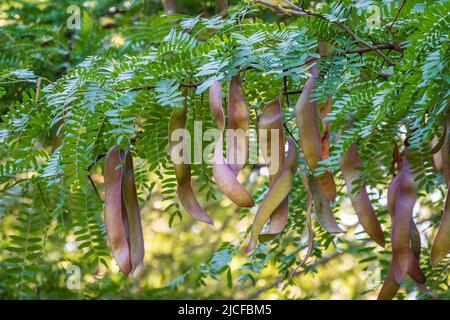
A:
0;0;449;299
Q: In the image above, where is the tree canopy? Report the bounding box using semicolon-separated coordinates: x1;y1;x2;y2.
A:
0;0;449;299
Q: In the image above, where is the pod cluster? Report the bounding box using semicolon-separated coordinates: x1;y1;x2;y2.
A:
101;68;448;298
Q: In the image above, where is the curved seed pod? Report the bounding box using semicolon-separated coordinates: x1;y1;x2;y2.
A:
431;184;450;265
227;74;250;176
431;136;443;172
246;137;298;253
295;64;336;201
258;98;289;242
391;155;417;284
298;172;315;265
210;82;254;208
104;145;131;276
309;174;344;233
442;119;450;185
319;95;332;160
377;264;400;300
169;97;214;225
341;144;385;247
122;147;145;278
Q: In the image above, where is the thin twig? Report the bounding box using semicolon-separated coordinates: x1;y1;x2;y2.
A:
254;0;397;65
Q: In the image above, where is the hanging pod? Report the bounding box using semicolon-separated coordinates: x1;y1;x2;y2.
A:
390;155;417;284
227;74;250;176
309;174;344;233
294;64;337;201
168;95;214;225
430;182;450;266
104;145;145;278
441;118;450;185
209;82;254;208
341;143;385;247
257;98;289;242
246;137;298;253
379;152;434;299
319;94;332;160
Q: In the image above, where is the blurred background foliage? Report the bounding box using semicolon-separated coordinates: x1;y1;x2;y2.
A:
0;0;449;299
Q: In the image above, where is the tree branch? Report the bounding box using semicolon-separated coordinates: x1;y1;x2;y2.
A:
253;0;398;66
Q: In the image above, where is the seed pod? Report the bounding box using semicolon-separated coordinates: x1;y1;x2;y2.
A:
169;96;214;225
104;145;131;275
380;153;435;299
246;137;298;253
390;155;417;284
309;174;344;233
442;119;450;185
377;264;400;300
431;136;443;172
298;172;315;265
295;64;336;201
227;74;250;176
319;95;332;160
341;143;385;247
104;145;145;278
430;184;450;266
122;147;145;278
257;98;289;242
209;82;254;208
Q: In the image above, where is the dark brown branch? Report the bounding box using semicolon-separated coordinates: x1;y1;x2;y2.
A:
254;0;397;66
388;0;407;30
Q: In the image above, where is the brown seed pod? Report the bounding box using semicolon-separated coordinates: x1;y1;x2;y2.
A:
442;119;450;185
209;82;254;208
169;95;214;225
319;94;332;160
104;145;131;276
122;147;145;278
295;64;336;201
104;145;145;278
430;183;450;266
390;155;417;284
246;137;298;253
227;74;250;176
309;174;344;234
379;150;434;299
257;97;289;242
341;143;385;247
